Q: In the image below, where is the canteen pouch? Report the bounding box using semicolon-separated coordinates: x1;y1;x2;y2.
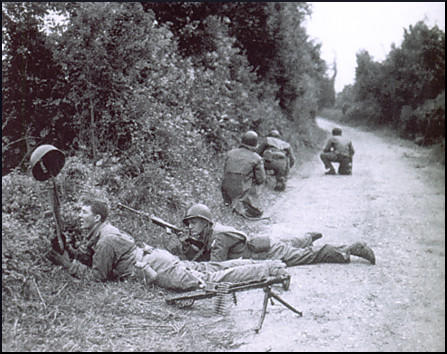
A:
247;235;271;253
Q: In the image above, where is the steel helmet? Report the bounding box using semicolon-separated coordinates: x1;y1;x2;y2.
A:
269;129;281;138
183;203;213;225
241;130;258;147
30;144;65;181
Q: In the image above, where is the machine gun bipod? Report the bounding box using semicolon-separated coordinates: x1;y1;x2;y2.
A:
165;274;302;332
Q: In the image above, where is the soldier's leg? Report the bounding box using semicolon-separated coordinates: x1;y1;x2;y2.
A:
334;242;375;264
338;156;352;175
281;232;322;249
252;242;350;266
275;175;287;191
243;186;263;217
320;152;337;174
271;154;288;191
206;260;287;283
192;259;259;273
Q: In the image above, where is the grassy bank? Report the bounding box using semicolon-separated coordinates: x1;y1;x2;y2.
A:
2;119;326;351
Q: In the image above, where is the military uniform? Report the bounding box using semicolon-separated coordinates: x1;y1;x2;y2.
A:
185;221;375;266
66;222;287;290
221;144;266;218
320;133;355;175
258;135;296;191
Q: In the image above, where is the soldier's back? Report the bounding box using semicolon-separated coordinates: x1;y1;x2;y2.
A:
225;147;262;175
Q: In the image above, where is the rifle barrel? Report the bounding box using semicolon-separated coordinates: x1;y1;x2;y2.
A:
118;203;182;233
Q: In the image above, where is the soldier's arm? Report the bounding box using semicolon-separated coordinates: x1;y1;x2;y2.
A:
349;142;355;156
209;233;236;261
323;138;333;153
257;141;267;156
288;147;296;167
68;241;113;282
253;158;266;185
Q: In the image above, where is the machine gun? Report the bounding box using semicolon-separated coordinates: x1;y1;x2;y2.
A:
165;274;302;333
117;203;207;260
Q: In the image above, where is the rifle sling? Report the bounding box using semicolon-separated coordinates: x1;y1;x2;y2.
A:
191;245;207;262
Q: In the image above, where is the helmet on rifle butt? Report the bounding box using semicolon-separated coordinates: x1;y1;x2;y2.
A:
30;144;65;181
183;203;213;225
241;130;258;148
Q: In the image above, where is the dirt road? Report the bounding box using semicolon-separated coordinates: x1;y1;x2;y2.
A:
217;117;445;351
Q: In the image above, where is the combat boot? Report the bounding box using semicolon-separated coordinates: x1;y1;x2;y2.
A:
347;242;376;264
305;232;323;243
274;181;286;191
324;168;336;175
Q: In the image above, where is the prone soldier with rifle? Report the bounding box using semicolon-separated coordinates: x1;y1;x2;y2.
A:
116;202;208;261
46;197;291;292
30;146;301;331
179;203;376;266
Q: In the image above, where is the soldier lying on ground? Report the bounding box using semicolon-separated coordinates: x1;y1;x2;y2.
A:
47;198;288;291
181;203;376;266
221;130;266;218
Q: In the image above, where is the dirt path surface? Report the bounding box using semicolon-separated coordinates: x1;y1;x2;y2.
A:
215;117;445;352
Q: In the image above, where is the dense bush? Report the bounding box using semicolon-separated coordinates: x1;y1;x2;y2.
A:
2;5;331;347
2;2;332;175
336;21;445;144
399;91;445;144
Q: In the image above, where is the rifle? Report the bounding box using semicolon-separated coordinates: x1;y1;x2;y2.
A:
117;202;207;261
165;274;302;333
50;176;66;254
117;203;183;233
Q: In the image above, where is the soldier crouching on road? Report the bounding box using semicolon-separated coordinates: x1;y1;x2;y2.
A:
320;127;355;175
257;129;296;191
180;203;376;266
48;198;288;291
221;130;266;218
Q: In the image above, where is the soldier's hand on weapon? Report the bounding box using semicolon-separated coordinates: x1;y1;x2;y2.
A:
47;249;72;269
181;237;205;250
66;243;77;259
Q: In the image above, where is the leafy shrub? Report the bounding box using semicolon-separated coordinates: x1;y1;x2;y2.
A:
344;101;382;125
399;91;445;144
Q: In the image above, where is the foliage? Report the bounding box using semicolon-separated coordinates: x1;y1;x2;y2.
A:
142;2;331;123
2;2;72;175
336;21;445;144
2;3;333;348
399;91;445;144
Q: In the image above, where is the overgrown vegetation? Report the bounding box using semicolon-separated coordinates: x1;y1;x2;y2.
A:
335;21;445;146
3;2;444;350
2;2;331;350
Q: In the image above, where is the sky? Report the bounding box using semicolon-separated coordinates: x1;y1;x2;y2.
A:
304;2;445;93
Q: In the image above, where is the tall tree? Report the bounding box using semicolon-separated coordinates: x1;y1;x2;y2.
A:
2;2;68;174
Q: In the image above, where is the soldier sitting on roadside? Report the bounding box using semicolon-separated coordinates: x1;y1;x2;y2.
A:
221;130;266;218
48;198;288;291
180;203;376;267
320;127;355;175
257;129;296;191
